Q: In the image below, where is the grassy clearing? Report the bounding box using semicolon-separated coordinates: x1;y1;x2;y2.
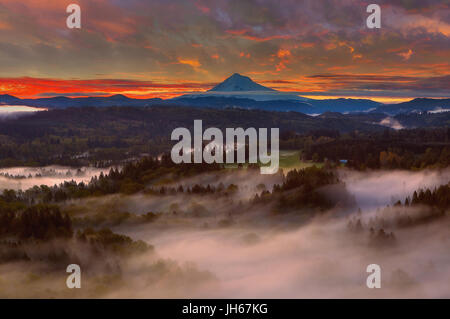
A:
224;150;323;171
278;150;323;170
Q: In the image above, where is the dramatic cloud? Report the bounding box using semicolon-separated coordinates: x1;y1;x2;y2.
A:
0;0;448;101
0;77;214;99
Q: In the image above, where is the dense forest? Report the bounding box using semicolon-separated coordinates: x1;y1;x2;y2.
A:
0;106;382;167
0;151;448;297
0;154;343;214
0;156;343;272
0;106;448;168
0;154;222;204
296;128;450;169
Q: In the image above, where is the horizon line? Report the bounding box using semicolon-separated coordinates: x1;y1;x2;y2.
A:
2;92;450;105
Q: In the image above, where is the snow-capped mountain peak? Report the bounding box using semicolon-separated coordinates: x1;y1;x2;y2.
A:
208;73;275;92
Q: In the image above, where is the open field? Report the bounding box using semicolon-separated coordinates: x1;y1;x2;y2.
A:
224;150;323;172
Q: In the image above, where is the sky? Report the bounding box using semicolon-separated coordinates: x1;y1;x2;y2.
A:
0;0;449;102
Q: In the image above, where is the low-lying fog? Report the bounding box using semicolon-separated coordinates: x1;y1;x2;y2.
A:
119;214;449;298
0;105;46;119
0;166;110;191
108;168;448;298
339;169;450;209
2;166;449;298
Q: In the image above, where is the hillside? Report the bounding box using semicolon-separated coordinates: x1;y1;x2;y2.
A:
0;106;386;167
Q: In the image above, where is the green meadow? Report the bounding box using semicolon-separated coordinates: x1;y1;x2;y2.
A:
224;150;323;171
278;150;323;170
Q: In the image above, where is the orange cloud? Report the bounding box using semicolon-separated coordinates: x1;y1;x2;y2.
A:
274;49;292;72
277;49;291;58
177;58;201;68
392;13;450;37
398;49;413;61
226;29;292;42
241;34;292;42
0;77;212;99
301;42;315;48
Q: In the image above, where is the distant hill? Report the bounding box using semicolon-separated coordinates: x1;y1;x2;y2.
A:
1;74;448;116
311;98;381;113
0;94;163;108
0;105;386;141
3;93;448;116
173;96;315;112
0;94;22;104
328;111;450;129
0;106;447;167
394;111;450;128
375;98;450;115
0;93;381;114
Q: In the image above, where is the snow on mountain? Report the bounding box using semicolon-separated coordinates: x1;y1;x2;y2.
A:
209;73;275;92
179;73;309;101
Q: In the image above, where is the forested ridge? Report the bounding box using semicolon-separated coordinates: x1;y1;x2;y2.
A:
0;106;448;168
